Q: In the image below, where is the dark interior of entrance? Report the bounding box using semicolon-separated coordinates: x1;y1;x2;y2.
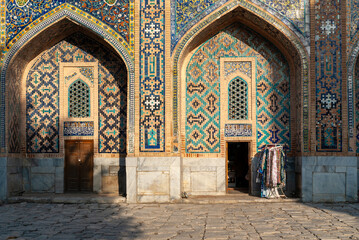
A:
228;142;249;193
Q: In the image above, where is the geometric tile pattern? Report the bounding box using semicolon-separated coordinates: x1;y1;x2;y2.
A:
6;0;129;45
186;23;290;153
315;0;342;152
68;79;90;118
171;0;307;52
224;61;252;79
139;0;165;152
26;32;127;153
26;45;60;153
349;0;359;43
228;77;248;120
98;55;127;154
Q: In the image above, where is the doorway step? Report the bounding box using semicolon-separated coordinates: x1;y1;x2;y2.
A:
179;194;299;204
6;193;126;204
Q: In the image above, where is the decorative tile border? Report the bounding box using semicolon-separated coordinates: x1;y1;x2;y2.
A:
224;124;252;137
64;122;94;136
139;0;165;152
314;0;343;152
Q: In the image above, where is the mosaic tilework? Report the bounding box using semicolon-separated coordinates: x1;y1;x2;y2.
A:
224;124;252;137
26;47;60;153
349;0;359;42
139;0;165;152
69;0;129;42
171;0;307;52
6;0;64;45
186;23;290;153
224;61;252;79
0;0;5;46
63;121;94;136
315;0;342;152
26;32;127;153
2;8;135;153
172;1;309;153
6;0;129;45
98;54;127;154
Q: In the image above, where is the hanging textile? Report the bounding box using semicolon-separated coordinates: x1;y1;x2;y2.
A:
256;145;287;198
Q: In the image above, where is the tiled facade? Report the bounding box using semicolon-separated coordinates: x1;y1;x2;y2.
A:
0;0;358;203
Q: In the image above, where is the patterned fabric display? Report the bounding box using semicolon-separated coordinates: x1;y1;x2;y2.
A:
26;32;127;153
186;23;290;153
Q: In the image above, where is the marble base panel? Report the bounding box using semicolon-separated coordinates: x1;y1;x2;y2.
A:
0;157;7;200
22;158;63;193
126;157;181;203
7;157;24;196
299;156;358;202
183;158;226;196
94;157;125;194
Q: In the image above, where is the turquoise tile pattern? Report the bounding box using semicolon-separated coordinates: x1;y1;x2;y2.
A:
185;23;290;153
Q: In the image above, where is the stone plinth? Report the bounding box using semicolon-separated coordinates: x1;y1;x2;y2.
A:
126;157;181;203
182;158;226;196
299;156;358;202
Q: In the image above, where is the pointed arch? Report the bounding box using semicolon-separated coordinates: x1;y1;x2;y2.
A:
1;8;135;153
347;38;359;152
172;0;309;153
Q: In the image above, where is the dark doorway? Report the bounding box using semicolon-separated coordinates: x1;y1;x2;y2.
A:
65;140;94;192
227;142;249;193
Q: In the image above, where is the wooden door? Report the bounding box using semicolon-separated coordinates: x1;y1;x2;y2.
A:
65;140;94;192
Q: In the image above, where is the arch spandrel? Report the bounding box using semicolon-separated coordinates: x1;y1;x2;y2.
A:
171;0;309;53
172;1;309;154
1;9;135;154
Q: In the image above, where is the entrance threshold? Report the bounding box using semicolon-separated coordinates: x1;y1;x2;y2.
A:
7;193;126;204
180;194;299;204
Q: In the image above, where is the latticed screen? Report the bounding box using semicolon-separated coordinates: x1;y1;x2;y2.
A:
229;77;248;120
69;80;90;118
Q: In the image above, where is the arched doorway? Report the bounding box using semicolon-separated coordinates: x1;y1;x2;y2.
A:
174;5;307;196
4;18;131;195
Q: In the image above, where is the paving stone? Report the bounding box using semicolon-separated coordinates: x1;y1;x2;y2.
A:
0;202;358;239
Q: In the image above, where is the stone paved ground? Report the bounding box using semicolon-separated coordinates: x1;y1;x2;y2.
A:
0;202;358;239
